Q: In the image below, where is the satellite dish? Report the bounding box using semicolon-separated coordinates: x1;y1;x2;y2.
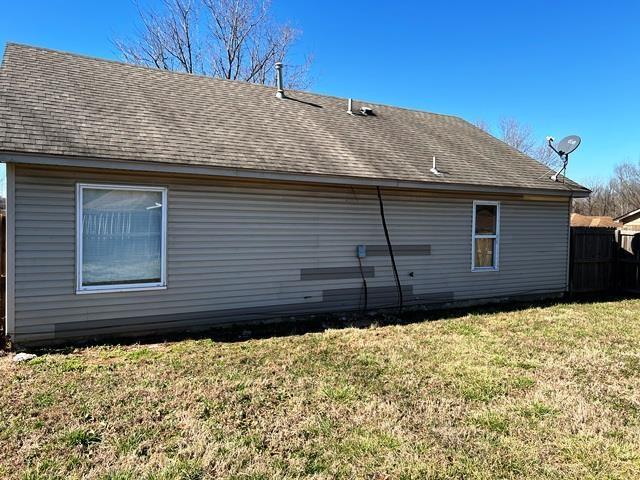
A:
547;134;582;182
555;135;581;156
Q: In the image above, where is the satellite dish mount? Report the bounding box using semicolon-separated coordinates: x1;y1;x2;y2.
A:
547;135;581;182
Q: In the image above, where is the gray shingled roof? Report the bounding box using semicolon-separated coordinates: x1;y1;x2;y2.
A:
0;43;588;194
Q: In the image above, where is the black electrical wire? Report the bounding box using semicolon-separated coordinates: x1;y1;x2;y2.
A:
357;255;368;313
376;186;403;313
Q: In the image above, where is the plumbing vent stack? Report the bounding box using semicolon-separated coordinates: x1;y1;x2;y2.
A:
430;156;442;176
347;98;353;114
275;62;284;99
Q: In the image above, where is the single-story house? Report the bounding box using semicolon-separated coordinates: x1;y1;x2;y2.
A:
570;213;622;228
615;208;640;230
0;44;589;345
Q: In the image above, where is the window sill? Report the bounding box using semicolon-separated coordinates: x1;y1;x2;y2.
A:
76;285;167;295
471;267;499;273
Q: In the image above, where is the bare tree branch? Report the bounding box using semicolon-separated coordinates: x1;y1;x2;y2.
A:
499;117;535;155
474;117;561;168
473;119;490;133
115;0;310;87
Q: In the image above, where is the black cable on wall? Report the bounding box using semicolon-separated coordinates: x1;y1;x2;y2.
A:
376;186;403;312
357;255;368;313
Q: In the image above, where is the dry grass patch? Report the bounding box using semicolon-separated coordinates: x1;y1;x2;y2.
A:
1;298;640;479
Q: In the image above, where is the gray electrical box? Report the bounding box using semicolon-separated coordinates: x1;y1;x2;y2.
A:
356;245;366;258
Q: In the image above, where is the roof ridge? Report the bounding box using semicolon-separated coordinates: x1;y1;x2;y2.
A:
2;42;464;121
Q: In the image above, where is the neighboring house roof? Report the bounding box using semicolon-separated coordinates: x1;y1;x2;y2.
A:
570;213;622;228
0;43;589;196
614;208;640;223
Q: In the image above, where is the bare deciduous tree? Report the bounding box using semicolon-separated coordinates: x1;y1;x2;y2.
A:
498;117;536;155
115;0;310;88
614;161;640;211
531;142;558;168
115;0;200;73
473;119;491;134
474;117;560;168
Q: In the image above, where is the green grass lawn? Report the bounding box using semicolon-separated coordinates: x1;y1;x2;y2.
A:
1;298;640;479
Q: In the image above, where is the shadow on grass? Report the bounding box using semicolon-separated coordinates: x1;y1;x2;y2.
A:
16;292;637;355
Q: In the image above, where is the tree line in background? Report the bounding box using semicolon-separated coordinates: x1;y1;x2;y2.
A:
574;162;640;218
476;118;640;218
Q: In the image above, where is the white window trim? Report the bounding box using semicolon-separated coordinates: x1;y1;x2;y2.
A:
76;183;168;294
471;200;500;272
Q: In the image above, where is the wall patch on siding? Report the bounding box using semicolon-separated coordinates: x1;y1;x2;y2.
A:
322;285;454;309
300;266;375;281
413;291;455;303
366;244;431;256
322;285;413;309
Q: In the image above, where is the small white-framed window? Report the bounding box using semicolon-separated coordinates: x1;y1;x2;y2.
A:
76;183;167;294
471;200;500;272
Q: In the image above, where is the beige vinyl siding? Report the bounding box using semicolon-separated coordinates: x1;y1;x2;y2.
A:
12;164;570;343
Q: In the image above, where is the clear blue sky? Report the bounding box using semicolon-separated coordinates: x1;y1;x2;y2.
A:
1;0;639;186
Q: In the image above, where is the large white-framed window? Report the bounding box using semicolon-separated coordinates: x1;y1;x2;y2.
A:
471;200;500;272
76;183;167;294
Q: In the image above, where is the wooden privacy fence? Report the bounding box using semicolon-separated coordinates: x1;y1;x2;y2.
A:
618;229;640;294
570;227;640;294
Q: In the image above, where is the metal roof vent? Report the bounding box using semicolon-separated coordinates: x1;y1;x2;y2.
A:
275;62;284;99
360;106;374;116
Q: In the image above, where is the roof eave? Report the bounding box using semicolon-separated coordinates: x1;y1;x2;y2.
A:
614;208;640;222
0;151;591;198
